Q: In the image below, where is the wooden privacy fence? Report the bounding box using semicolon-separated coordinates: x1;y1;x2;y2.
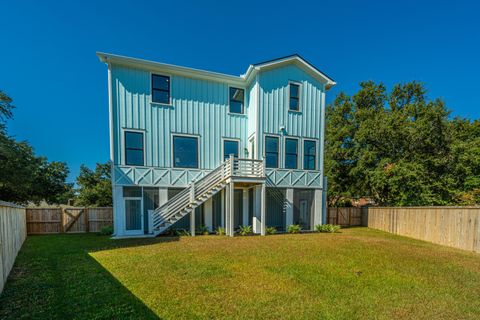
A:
0;201;27;293
327;207;366;226
367;207;480;253
26;207;112;234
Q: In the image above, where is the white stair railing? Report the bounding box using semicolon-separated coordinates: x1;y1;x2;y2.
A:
152;157;264;233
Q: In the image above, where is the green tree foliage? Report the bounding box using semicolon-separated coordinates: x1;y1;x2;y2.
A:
325;81;480;206
0;91;74;204
75;162;112;207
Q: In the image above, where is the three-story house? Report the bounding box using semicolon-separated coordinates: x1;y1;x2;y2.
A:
97;52;336;237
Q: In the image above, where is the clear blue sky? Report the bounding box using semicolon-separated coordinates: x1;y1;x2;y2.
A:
2;0;479;182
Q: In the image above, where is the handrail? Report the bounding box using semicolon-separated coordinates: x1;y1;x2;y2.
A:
152;157;265;231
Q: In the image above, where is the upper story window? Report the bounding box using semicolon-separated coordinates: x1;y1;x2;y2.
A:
223;140;239;160
265;136;279;168
285;138;298;169
229;87;244;114
152;74;170;104
289;83;300;111
125;131;144;166
304;140;316;170
173;135;199;168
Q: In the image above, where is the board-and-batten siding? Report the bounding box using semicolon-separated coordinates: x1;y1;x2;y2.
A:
257;64;325;169
112;65;249;170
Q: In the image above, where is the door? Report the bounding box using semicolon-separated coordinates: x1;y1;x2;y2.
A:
293;190;314;230
234;189;243;229
125;198;143;234
299;200;309;227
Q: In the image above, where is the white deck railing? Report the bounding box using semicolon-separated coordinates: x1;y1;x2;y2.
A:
152;157;264;231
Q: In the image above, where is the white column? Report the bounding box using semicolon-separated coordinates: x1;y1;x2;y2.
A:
260;183;266;236
204;198;213;232
314;189;323;228
112;185;124;237
224;186;230;235
253;185;262;233
322;177;328;225
190;180;196;237
228;181;234;237
242;189;249;226
285;188;294;227
220;189;225;228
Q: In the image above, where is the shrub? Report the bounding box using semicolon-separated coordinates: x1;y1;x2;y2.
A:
176;229;191;236
197;225;209;235
100;225;113;236
215;227;226;235
287;224;302;234
237;225;252;236
266;226;277;235
315;224;341;233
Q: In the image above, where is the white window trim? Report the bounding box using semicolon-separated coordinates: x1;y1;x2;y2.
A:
122;128;147;167
284;136;300;170
171;133;201;169
264;134;281;169
302;138;318;171
228;85;246;115
288;81;302;113
150;72;173;106
222;137;241;162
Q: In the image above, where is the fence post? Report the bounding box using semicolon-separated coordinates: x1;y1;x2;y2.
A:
60;208;65;233
84;207;89;233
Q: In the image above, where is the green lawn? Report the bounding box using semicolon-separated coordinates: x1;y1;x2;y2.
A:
1;228;480;319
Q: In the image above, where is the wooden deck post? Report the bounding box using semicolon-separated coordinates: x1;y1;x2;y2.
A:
190;180;196;237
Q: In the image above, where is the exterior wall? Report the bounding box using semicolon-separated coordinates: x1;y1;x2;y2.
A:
257;64;325;161
111;64;249;173
108;59;329;236
257;64;326;189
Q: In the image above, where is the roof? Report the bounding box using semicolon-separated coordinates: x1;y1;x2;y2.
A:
97;52;336;89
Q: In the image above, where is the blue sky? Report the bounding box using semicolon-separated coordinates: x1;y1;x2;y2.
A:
2;0;479;182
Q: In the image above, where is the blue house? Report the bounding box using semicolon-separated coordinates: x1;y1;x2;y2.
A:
97;52;336;237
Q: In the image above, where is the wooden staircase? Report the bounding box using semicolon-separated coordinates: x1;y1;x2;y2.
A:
152;157;264;235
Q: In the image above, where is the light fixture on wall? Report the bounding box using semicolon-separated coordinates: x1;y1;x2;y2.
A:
280;125;286;135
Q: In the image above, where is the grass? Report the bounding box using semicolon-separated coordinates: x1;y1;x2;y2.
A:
1;228;480;319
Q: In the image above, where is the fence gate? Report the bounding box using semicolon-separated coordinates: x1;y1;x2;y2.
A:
63;208;88;233
26;207;112;234
327;207;364;226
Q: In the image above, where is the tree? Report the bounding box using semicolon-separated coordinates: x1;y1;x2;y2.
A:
0;90;73;205
75;162;112;207
0;90;14;124
325;81;478;206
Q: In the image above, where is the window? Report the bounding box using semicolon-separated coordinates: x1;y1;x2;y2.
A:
265;136;279;168
152;74;170;104
285;138;298;169
304;140;316;170
289;83;300;111
173;136;199;168
223;140;239;160
125;131;144;166
229;87;244;114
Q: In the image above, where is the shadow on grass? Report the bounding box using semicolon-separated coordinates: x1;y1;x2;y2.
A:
0;234;176;319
